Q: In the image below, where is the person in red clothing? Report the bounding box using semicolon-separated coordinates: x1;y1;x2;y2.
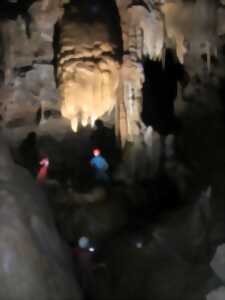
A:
72;237;95;295
37;157;49;183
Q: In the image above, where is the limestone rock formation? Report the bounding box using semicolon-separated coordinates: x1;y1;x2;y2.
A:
58;7;120;132
0;134;82;300
116;0;164;58
115;0;165;145
0;0;63;128
162;0;218;68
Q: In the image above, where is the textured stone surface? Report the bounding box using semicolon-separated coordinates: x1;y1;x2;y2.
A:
0;0;63;128
162;0;218;65
0;0;224;142
207;286;225;300
0;134;82;300
211;244;225;282
58;6;120;131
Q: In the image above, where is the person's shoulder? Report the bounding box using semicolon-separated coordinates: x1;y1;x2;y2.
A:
90;156;97;164
98;155;106;162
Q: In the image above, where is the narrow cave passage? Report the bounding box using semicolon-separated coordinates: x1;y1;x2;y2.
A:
142;49;186;136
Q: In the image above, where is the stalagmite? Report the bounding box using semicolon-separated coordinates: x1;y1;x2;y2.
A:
71;117;78;133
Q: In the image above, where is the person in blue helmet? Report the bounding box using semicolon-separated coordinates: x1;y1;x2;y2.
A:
90;148;109;183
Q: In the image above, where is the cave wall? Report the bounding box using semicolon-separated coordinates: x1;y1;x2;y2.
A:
115;0;225;144
0;0;63;129
0;2;225;298
115;0;165;145
0;0;224;144
0;133;82;300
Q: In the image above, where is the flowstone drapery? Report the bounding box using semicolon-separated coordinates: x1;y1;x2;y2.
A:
116;1;164;146
57;0;165;147
58;7;120;132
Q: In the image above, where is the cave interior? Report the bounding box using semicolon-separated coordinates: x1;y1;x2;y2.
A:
0;1;225;300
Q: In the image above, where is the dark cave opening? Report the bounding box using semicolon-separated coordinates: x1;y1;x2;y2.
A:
141;49;188;136
53;21;61;86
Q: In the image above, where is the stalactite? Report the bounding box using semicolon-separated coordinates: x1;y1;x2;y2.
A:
58;16;120;131
136;27;144;60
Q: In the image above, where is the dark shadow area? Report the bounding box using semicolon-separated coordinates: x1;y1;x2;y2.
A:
0;0;35;19
18;131;39;177
219;76;225;126
53;21;61;86
142;49;188;136
90;120;120;172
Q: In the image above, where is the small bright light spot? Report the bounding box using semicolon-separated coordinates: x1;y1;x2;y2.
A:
71;118;78;132
136;242;143;249
91;115;97;127
81;118;88;127
89;247;95;252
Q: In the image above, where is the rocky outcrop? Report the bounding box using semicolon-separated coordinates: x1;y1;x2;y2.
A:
206;244;225;300
0;134;82;300
0;0;63;128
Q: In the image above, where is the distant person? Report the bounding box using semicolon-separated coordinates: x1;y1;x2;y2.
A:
19;131;38;176
90;148;109;183
91;119;118;169
37;157;49;184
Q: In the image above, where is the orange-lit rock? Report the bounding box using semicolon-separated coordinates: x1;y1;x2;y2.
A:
58;15;120;132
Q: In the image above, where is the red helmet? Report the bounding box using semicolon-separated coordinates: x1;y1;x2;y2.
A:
93;148;101;156
40;157;49;167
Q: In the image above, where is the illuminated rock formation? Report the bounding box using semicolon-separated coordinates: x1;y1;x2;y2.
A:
115;0;165;57
58;7;120;132
0;0;224;147
115;0;165;146
162;0;218;70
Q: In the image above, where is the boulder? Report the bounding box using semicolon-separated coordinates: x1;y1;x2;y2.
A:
211;244;225;283
207;286;225;300
0;134;82;300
